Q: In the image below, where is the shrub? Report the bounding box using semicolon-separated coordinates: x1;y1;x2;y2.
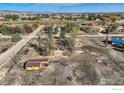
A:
8;26;15;34
23;48;29;55
5;14;19;20
24;24;33;33
0;25;9;35
33;23;38;30
11;33;21;42
14;26;22;34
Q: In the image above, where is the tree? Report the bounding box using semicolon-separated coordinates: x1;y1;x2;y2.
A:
27;17;32;20
103;14;118;22
45;24;54;39
71;24;80;51
37;35;42;48
105;26;111;46
24;24;33;33
41;14;49;18
88;14;96;20
45;38;54;55
100;17;106;25
5;14;11;20
59;26;66;39
96;14;102;19
64;22;80;38
5;14;19;21
109;15;118;22
33;23;38;30
60;15;64;20
64;22;75;33
36;36;54;56
34;16;40;20
37;24;55;56
12;14;19;20
105;23;118;46
11;33;21;42
53;27;58;34
71;25;80;38
59;37;74;52
14;26;22;34
44;24;55;55
8;26;15;34
111;24;118;32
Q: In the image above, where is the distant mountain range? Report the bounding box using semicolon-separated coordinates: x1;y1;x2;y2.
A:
0;10;31;13
0;10;124;14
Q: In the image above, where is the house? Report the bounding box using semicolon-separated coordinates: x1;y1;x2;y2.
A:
49;50;68;61
24;58;49;71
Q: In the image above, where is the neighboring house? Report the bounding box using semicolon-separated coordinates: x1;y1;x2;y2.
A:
50;50;68;61
72;14;81;19
53;15;61;19
96;18;101;22
24;58;49;71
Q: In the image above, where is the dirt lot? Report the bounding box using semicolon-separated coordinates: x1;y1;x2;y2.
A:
0;37;124;85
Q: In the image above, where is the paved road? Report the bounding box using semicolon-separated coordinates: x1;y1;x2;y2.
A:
77;34;124;38
1;34;124;39
1;20;43;25
0;25;44;69
0;35;47;39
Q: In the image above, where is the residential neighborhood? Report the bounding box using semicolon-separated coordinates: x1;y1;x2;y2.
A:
0;3;124;85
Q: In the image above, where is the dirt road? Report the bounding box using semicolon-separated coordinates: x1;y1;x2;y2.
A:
0;25;44;69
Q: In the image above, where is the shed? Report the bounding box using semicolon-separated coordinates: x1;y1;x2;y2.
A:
24;58;49;71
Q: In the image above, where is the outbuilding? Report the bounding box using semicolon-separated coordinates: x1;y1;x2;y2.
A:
24;58;49;71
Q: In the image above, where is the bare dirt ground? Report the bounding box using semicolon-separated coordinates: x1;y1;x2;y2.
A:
0;38;13;54
0;37;124;85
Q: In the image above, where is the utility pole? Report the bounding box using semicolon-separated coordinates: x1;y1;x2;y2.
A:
105;26;110;46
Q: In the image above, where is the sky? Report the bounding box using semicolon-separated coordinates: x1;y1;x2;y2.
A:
0;3;124;13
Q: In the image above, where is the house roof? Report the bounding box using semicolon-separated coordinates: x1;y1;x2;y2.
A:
25;61;41;67
28;58;49;62
24;58;49;68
